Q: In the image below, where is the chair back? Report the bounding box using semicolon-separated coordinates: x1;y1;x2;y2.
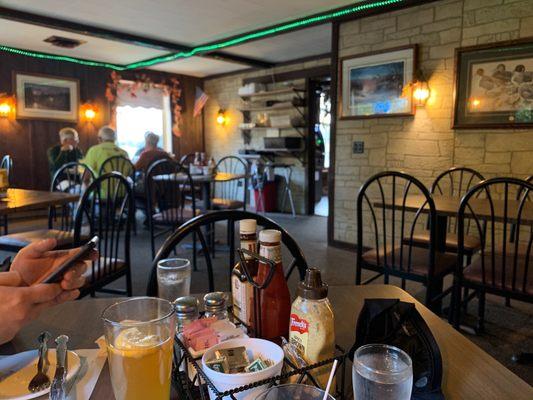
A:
99;155;135;181
431;167;485;196
457;177;533;300
146;210;308;296
146;159;196;226
214;156;247;204
356;171;438;276
179;153;196;166
431;167;485;235
49;162;95;231
73;172;134;291
1;155;13;182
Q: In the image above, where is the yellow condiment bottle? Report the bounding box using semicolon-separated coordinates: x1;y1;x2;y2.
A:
289;267;335;389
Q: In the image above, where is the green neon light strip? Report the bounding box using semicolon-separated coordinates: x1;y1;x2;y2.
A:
0;0;405;71
0;45;126;70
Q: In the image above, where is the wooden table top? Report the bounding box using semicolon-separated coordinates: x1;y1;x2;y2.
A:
376;194;533;224
0;188;79;216
1;285;531;399
154;172;246;183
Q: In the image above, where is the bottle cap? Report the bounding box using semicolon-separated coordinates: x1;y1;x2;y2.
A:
173;296;199;316
204;292;226;311
259;229;281;243
240;219;257;234
297;267;328;300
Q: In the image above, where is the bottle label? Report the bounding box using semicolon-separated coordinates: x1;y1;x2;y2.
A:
260;244;281;263
232;274;253;324
241;239;257;260
289;313;309;355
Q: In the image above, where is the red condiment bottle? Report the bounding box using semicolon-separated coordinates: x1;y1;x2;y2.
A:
256;229;291;343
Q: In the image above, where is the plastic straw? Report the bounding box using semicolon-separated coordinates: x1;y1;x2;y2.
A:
322;359;338;400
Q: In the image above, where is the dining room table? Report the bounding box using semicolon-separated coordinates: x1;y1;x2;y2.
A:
1;284;531;399
375;194;533;253
153;172;248;212
0;188;80;217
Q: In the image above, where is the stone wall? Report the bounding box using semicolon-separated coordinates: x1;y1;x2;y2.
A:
334;0;533;244
203;58;330;214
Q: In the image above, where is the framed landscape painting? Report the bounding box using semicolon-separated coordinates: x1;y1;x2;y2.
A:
15;72;79;122
453;39;533;128
339;45;416;119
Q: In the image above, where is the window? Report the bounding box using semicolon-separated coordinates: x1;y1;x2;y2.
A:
115;82;172;160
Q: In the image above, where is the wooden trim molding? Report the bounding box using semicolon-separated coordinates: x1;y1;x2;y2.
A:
327;21;340;247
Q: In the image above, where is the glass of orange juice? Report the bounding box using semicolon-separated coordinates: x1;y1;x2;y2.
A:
102;297;176;400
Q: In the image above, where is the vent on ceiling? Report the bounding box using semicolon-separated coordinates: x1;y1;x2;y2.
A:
44;36;86;49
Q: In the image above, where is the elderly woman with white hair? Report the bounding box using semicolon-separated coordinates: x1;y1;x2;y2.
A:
47;127;84;177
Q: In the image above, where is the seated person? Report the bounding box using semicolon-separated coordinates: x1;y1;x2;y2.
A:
82;126;129;177
135;131;171;173
47;127;84;178
0;238;97;344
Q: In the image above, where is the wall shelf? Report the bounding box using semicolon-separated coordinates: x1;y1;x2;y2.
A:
239;103;303;112
239;86;305;99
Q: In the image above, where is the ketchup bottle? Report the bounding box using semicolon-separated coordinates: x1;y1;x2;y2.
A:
256;229;291;343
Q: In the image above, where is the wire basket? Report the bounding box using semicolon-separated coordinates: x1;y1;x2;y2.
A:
171;249;349;399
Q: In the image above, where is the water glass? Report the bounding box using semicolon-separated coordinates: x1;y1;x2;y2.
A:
157;258;192;302
256;384;336;400
352;344;413;400
102;297;176;400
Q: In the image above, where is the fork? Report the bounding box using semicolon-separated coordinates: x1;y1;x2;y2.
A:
28;331;51;392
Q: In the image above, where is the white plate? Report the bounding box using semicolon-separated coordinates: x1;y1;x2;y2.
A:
0;350;81;400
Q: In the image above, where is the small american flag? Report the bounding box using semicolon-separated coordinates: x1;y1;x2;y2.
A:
193;86;209;117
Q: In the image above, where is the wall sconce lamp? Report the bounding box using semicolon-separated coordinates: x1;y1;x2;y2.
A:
413;70;430;107
81;103;98;122
216;109;228;125
0;95;15;118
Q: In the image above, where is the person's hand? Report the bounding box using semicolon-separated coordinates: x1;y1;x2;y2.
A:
0;282;77;344
10;238;97;292
60;144;74;151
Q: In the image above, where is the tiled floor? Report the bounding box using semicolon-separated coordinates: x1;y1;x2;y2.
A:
1;212;532;384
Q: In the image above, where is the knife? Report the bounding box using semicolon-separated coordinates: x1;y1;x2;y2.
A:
49;335;69;400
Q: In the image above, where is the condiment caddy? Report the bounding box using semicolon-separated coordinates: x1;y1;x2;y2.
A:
172;221;348;399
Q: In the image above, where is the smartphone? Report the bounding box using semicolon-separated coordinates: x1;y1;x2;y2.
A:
37;236;99;284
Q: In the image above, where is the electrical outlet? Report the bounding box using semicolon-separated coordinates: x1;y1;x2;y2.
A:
352;141;364;154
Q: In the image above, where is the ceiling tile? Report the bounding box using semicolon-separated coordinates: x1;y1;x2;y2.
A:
148;57;248;78
0;19;166;64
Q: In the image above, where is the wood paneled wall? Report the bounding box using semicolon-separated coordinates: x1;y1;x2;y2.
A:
0;52;204;190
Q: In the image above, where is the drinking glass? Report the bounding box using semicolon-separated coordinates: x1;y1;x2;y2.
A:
256;384;336;400
157;258;192;302
102;297;176;400
352;344;413;400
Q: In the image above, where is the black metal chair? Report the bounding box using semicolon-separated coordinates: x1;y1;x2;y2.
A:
146;159;198;259
74;172;134;297
356;171;456;311
1;155;13;182
179;153;196;166
406;167;485;256
450;177;533;332
146;210;308;296
0;162;95;252
98;155;135;180
211;156;248;211
1;155;13;235
99;155;136;232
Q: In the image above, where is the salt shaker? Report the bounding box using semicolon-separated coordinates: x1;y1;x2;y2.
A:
174;296;199;333
203;292;229;320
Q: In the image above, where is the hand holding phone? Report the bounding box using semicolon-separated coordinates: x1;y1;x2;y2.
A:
35;236;99;285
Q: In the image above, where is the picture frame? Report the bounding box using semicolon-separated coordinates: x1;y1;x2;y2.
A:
14;72;79;122
339;45;416;119
453;39;533;129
